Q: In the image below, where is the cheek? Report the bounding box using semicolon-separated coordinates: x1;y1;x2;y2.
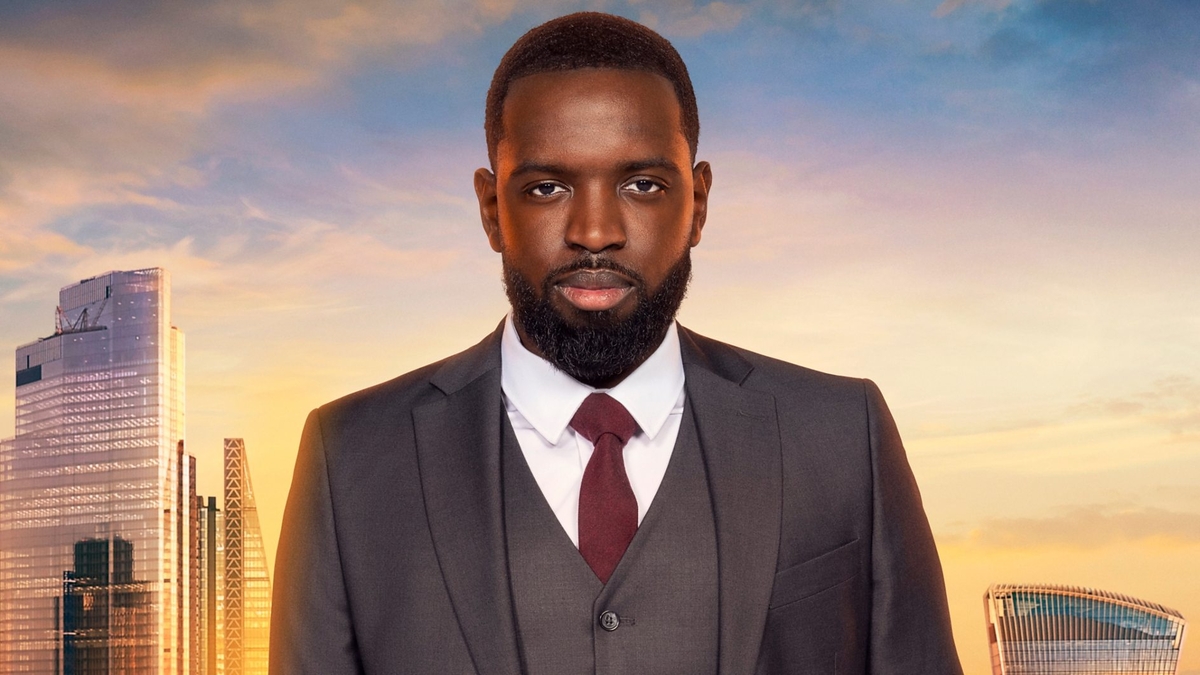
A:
626;209;694;255
499;225;560;261
499;206;566;253
496;221;565;279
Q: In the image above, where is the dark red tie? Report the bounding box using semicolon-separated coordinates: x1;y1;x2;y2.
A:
571;393;639;583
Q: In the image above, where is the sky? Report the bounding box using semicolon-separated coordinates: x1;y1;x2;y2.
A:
1;0;1198;672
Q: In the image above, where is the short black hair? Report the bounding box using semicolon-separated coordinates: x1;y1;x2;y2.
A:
485;12;700;168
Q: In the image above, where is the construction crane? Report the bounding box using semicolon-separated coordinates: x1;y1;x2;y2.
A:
54;296;108;335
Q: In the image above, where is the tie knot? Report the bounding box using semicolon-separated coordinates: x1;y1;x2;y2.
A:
570;393;638;446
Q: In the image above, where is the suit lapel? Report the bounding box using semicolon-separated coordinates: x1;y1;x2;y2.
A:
411;324;781;675
682;329;783;675
413;327;522;675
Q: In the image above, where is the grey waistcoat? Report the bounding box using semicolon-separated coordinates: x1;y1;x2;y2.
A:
502;401;720;675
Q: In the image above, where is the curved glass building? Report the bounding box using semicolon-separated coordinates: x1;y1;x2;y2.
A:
984;583;1187;674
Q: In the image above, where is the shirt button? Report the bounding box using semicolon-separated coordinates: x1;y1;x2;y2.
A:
599;610;620;632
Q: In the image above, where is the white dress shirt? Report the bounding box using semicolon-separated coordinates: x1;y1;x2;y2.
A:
500;314;686;548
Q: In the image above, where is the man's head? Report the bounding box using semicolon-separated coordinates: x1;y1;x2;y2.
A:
475;13;712;387
484;12;700;170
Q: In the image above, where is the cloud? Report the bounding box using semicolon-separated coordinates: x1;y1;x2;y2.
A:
0;228;87;277
972;0;1200;77
637;1;747;38
0;1;529;84
1068;376;1200;439
932;0;1011;19
0;0;565;264
906;375;1200;445
944;504;1200;549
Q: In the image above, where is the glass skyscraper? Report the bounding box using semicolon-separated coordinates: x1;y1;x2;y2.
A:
985;583;1188;674
1;268;195;674
221;438;270;675
196;496;224;675
195;439;270;675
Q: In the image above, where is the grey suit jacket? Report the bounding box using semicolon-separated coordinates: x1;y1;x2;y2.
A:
270;324;963;675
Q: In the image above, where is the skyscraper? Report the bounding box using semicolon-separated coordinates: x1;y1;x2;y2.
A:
222;438;270;675
196;497;223;675
984;583;1188;675
61;536;153;673
0;268;194;674
197;439;270;675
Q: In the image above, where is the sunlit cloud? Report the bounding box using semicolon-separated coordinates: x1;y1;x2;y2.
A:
944;505;1200;549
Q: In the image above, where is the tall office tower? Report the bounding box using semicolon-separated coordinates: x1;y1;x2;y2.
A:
61;537;153;673
222;438;270;675
985;583;1188;675
188;456;200;675
196;497;223;675
0;268;195;674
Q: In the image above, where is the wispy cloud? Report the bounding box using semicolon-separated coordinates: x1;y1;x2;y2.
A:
933;0;1012;19
944;504;1200;550
0;0;561;273
637;1;747;38
1069;376;1200;440
913;376;1200;444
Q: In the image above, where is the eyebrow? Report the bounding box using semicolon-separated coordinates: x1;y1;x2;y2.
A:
509;161;568;178
509;157;684;178
620;157;683;174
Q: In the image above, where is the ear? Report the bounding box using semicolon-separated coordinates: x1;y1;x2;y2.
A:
474;167;503;253
688;160;712;247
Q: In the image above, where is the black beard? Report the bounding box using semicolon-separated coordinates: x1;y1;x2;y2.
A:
503;251;692;387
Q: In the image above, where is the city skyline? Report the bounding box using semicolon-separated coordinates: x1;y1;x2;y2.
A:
1;268;191;673
0;2;1197;673
1;268;271;674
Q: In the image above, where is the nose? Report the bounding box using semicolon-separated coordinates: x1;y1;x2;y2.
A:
564;183;626;253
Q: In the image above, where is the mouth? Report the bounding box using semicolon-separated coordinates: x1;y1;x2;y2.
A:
553;269;635;312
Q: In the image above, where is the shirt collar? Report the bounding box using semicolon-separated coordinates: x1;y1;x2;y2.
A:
500;314;685;446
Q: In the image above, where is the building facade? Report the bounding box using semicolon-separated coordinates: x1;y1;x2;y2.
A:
0;268;195;674
196;439;269;675
985;583;1188;675
196;497;224;675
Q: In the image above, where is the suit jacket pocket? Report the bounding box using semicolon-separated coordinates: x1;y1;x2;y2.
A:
769;538;861;610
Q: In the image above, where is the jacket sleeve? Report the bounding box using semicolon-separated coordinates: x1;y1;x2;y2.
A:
865;380;963;675
269;409;364;675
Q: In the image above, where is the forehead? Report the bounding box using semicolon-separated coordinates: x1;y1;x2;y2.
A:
498;69;688;169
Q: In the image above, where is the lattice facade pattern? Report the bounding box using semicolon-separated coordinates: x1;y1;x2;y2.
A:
985;583;1188;674
1;269;194;674
222;438;270;675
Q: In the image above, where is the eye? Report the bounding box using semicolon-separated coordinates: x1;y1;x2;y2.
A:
624;179;663;194
528;182;567;197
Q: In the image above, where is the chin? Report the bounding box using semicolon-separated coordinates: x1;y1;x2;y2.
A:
550;298;638;328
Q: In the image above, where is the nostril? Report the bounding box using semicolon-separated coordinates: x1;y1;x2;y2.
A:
565;221;627;253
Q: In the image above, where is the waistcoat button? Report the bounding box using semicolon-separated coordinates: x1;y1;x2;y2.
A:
599;610;620;632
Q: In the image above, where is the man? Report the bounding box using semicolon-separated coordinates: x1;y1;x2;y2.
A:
271;12;963;675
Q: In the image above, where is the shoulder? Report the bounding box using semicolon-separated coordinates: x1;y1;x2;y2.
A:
310;326;502;436
680;326;876;409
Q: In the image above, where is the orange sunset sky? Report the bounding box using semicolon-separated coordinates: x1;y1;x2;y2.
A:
1;1;1198;673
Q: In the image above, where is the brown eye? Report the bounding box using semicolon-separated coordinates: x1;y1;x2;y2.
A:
529;182;566;197
625;179;662;193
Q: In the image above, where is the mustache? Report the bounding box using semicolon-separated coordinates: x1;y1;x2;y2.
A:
542;255;646;290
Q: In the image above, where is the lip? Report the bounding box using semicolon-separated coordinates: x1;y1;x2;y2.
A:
554;269;635;311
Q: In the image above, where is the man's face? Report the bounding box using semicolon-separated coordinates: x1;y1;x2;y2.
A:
475;68;712;386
